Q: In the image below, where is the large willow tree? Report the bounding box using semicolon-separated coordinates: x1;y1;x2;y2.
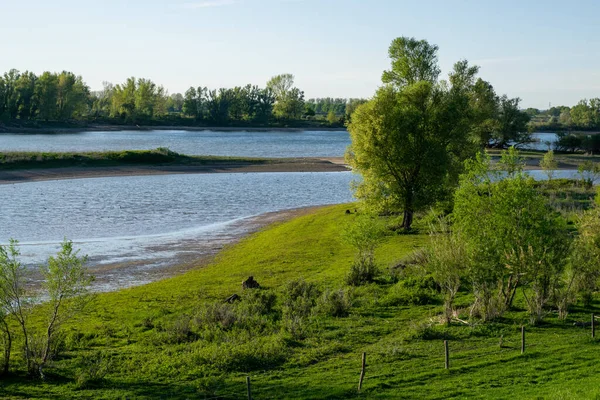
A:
347;37;481;230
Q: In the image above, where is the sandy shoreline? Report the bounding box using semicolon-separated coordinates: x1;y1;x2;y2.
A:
78;206;323;293
0;157;349;185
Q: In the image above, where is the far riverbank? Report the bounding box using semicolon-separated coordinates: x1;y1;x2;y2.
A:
0;124;348;134
0;156;348;185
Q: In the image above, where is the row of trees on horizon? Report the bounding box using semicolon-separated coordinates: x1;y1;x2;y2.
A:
0;68;598;133
528;100;600;131
0;69;365;126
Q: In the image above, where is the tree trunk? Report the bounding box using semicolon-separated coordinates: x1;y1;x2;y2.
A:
401;209;414;231
0;320;10;375
402;190;415;231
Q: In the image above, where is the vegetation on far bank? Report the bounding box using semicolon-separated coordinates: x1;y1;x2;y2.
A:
0;69;361;129
0;148;277;171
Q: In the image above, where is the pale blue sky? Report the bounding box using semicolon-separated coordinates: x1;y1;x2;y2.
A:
1;0;598;108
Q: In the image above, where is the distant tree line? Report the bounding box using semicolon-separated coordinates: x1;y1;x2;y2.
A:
527;99;600;131
0;70;364;127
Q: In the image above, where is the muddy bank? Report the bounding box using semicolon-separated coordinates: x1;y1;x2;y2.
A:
24;206;324;293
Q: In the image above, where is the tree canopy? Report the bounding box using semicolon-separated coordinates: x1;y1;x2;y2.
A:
347;37;481;230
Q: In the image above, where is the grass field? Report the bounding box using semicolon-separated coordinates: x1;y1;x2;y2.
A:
2;204;600;399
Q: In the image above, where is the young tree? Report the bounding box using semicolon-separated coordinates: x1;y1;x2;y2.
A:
347;37;479;230
498;146;525;177
491;96;531;148
326;111;337;125
453;152;571;322
0;239;93;378
427;218;467;325
0;240;30;375
571;201;600;306
341;214;385;285
32;240;94;379
267;74;305;120
540;150;558;180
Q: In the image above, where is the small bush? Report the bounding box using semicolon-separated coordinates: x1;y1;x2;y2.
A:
168;315;194;343
196;303;239;330
383;276;438;306
346;259;379;286
390;249;429;281
75;350;112;389
281;279;321;318
404;321;452;341
239;289;278;317
193;336;288;372
316;288;353;317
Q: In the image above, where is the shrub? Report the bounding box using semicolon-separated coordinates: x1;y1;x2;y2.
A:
281;279;320;318
193;336;288;372
196;302;239;330
389;249;429;281
383;276;438;306
346;258;379;286
404;321;452;341
316;288;353;317
74;350;112;389
167;315;194;344
239;289;278;317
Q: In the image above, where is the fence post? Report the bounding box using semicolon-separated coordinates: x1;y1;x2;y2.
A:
592;313;596;339
444;340;449;369
521;326;525;354
358;352;366;392
246;376;252;400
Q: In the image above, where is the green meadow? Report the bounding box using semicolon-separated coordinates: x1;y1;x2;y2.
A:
2;204;600;399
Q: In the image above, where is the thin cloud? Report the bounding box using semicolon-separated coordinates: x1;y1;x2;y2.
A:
182;0;237;9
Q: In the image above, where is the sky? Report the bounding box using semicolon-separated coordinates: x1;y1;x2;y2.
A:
0;0;598;109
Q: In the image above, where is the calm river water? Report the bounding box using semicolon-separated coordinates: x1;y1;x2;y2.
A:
0;129;350;157
0;172;355;289
0;129;584;291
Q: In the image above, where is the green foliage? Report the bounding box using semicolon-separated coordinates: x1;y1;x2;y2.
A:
427;217;467;324
382;37;440;87
0;68;363;127
315;288;353;317
74;350;112;388
453;150;571;323
3;205;600;399
267;74;305;120
383;276;438;307
347;37;480;229
0;149;271;170
0;239;94;378
540;150;558;180
345;258;380;286
341;214;386;285
498;145;525;176
577;160;600;187
326;110;337;125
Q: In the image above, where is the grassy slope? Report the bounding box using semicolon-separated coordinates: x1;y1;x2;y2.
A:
3;204;600;399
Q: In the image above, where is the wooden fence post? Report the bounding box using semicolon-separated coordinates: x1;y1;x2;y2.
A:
246;376;252;400
521;326;525;354
592;313;596;339
358;352;366;392
444;340;449;369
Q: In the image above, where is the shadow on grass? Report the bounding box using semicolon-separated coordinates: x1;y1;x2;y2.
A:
2;375;373;400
